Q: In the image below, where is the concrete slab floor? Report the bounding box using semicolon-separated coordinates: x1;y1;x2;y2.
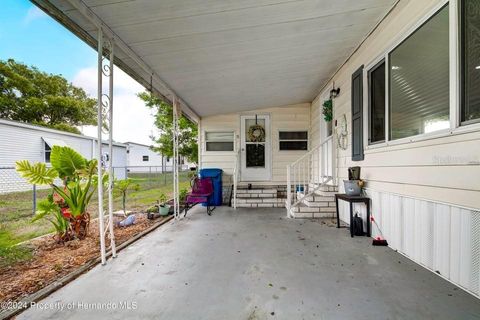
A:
18;207;480;320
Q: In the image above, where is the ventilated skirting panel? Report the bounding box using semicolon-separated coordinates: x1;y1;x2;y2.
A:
337;186;480;297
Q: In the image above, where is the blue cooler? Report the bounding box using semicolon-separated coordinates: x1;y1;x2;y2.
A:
199;168;223;206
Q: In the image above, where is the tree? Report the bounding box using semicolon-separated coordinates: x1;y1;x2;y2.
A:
113;178;140;215
0;59;97;134
138;91;198;163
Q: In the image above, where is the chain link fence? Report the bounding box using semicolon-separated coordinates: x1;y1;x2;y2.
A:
0;165;194;218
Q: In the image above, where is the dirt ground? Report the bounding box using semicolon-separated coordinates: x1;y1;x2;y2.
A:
0;213;170;304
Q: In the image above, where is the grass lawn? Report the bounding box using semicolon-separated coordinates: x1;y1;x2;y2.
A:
0;171;191;266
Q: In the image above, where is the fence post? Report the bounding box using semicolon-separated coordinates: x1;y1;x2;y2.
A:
32;184;37;215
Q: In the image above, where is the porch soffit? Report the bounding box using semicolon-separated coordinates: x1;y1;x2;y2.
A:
35;0;397;118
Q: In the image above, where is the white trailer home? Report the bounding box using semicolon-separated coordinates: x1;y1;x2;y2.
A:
28;0;480;314
0;119;127;193
124;141;172;173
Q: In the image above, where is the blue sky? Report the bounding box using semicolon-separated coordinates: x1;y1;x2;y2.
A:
0;0;96;80
0;0;155;144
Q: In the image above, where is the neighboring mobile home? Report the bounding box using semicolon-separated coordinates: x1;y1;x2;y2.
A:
0;119;127;193
124;141;172;173
125;142;195;173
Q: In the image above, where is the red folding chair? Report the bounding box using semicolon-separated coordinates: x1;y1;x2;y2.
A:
184;177;215;217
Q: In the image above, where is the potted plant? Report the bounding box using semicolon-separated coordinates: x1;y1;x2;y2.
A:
158;193;170;216
16;146;100;241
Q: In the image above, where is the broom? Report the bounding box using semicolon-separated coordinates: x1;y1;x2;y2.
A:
370;215;388;246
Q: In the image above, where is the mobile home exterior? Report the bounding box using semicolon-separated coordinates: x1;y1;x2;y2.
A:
30;0;480;301
197;0;480;297
0;119;127;193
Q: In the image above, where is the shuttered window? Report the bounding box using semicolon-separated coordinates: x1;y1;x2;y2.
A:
351;66;364;161
461;0;480;124
389;5;450;140
205;131;234;151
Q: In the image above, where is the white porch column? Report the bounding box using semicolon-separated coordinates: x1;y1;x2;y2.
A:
173;96;180;220
97;28;117;265
96;29;106;265
107;36;117;259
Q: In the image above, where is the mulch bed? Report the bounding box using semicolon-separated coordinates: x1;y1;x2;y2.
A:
0;213;170;304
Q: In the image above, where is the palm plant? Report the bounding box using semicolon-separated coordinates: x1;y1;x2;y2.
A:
16;146;100;241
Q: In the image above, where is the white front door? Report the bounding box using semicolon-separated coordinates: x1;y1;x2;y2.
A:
240;114;271;181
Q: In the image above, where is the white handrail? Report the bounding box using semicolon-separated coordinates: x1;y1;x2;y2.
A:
232;148;241;209
290;144;321;166
286;137;334;217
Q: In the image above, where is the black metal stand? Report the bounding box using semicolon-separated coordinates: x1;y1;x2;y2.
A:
184;202;216;217
335;194;371;238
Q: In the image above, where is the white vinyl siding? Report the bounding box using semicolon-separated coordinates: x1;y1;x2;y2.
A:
125;142;170;171
200;103;310;184
310;0;480;210
0;120;127;193
338;189;480;297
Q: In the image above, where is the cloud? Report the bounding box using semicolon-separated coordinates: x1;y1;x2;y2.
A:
24;6;48;25
72;66;157;145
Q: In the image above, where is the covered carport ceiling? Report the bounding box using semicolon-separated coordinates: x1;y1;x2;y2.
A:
35;0;397;117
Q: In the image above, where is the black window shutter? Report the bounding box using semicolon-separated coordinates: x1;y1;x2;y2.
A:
351;66;364;161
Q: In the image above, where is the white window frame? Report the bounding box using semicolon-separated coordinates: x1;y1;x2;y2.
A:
44;142;52;163
363;0;480;152
277;129;309;152
203;130;236;153
142;155;149;162
366;58;386;146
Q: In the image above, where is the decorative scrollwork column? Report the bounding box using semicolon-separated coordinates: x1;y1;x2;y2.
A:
97;28;117;265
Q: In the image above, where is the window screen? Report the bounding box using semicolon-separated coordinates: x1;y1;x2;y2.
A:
462;0;480;123
368;61;386;144
142;155;149;161
279;131;308;150
205;131;234;151
389;5;450;140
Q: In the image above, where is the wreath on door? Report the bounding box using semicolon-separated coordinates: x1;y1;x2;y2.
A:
248;124;265;142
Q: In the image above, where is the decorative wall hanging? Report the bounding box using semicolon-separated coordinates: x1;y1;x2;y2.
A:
336;114;348;150
247;115;265;142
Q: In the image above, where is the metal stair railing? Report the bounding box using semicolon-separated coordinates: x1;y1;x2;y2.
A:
232;148;241;209
286;137;334;217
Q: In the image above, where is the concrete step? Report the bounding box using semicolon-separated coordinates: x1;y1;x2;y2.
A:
296;192;335;203
311;189;338;197
308;183;338;192
236;188;277;198
302;199;336;208
290;204;336;219
236;197;285;208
